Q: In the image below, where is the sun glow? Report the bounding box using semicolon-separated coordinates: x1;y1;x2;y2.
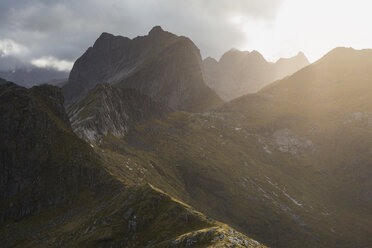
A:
231;0;372;62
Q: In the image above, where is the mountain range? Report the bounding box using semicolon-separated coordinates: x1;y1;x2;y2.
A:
203;49;309;100
1;26;372;248
0;81;266;248
63;26;222;112
0;66;69;88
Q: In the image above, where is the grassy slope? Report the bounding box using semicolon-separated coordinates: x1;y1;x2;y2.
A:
1;183;267;248
1;82;266;248
93;48;372;248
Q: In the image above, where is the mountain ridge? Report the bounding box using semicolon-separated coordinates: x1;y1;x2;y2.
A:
0;79;267;248
203;49;310;100
0;66;68;88
63;26;222;111
88;47;372;247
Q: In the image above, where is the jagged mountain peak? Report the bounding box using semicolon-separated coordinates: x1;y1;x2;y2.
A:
92;32;131;50
96;32;114;40
219;49;267;66
297;51;306;57
204;56;218;62
204;48;310;100
276;51;309;64
148;25;164;35
63;27;222;111
250;49;265;57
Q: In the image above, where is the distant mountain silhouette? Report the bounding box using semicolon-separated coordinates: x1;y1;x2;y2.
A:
63;26;222;111
203;49;309;100
0;66;68;88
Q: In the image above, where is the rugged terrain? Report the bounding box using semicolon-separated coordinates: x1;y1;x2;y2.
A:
75;47;372;248
0;80;266;247
63;26;222;111
67;83;171;142
2;24;372;248
203;49;309;100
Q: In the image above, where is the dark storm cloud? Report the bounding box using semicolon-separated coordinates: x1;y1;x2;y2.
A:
0;0;284;71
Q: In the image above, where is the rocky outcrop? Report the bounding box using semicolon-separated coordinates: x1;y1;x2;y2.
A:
68;83;171;142
203;49;309;101
63;26;222;112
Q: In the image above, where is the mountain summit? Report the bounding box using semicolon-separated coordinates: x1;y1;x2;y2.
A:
63;26;222;111
148;25;164;36
203;49;309;100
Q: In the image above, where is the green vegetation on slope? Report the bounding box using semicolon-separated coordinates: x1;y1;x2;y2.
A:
90;48;372;248
0;81;267;248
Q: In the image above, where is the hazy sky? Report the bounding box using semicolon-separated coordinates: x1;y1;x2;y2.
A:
0;0;371;71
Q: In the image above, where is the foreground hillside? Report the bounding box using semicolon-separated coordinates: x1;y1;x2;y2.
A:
77;47;372;248
0;81;266;247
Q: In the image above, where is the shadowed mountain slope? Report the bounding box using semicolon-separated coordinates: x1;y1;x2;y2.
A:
0;81;115;223
63;26;222;112
0;80;266;248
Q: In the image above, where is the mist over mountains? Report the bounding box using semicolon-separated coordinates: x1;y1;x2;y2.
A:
0;55;69;88
1;26;372;248
203;50;309;100
0;67;68;88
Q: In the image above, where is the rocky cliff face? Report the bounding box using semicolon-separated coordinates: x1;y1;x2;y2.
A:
68;83;171;142
0;81;113;222
63;26;222;111
203;49;309;100
274;52;309;79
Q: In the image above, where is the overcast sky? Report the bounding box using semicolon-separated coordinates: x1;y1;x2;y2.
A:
0;0;371;71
